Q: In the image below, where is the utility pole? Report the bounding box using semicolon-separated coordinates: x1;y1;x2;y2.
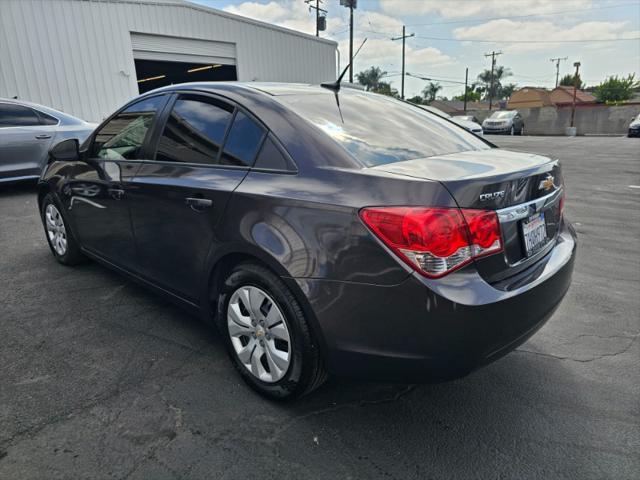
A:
306;0;327;37
550;56;568;87
570;61;581;128
484;51;502;110
463;67;469;112
340;0;357;82
391;26;414;100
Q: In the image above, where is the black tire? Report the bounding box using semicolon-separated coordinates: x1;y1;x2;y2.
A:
509;125;515;135
40;193;85;265
217;262;327;400
517;125;524;136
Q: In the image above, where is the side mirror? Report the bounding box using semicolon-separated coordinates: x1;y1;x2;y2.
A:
49;138;80;162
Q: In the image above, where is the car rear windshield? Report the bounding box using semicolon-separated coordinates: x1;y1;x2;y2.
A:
275;91;490;167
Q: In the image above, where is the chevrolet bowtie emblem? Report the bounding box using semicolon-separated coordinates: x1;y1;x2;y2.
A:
539;175;555;191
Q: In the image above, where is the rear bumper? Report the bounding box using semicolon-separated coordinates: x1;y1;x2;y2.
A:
290;219;577;382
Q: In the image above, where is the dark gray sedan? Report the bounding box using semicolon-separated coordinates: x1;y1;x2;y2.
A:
0;99;96;183
37;83;576;399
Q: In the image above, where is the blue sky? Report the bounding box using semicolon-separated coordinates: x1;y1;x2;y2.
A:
192;0;640;98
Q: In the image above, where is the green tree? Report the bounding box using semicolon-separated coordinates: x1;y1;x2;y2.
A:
356;66;387;92
559;73;585;90
422;82;442;102
453;83;482;102
500;83;518;99
594;74;639;103
477;66;512;101
406;95;424;104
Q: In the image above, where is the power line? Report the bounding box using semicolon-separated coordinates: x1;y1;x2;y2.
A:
414;35;640;44
403;2;640;27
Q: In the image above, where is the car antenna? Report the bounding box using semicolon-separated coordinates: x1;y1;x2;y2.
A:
321;38;367;123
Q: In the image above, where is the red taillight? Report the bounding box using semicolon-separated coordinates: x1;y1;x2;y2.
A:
360;206;503;278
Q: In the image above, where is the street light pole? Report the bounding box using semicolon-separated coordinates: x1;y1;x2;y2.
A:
391;26;414;100
570;61;581;128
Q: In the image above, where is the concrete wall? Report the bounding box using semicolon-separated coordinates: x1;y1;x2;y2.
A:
461;104;640;135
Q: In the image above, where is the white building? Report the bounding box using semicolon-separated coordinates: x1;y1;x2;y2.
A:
0;0;338;122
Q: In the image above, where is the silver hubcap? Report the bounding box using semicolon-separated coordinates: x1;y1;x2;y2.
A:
227;286;291;383
45;204;67;256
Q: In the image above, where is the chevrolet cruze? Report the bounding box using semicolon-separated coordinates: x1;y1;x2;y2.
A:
38;83;576;399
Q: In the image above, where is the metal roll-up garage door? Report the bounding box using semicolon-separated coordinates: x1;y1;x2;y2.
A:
131;32;236;65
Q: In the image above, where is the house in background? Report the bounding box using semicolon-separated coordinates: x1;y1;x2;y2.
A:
549;86;597;106
508;86;597;109
507;87;554;109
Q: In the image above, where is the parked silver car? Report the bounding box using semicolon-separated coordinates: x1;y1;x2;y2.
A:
482;110;524;135
0;99;96;183
417;105;483;135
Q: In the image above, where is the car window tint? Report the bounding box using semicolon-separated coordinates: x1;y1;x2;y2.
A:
0;103;41;127
155;95;233;164
36;110;59;125
276;91;489;167
253;135;293;171
220;111;265;167
92;95;165;160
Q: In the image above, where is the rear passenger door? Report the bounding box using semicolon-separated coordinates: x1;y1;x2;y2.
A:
0;103;56;179
128;93;266;301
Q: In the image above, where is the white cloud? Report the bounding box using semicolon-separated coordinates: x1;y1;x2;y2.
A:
379;0;593;19
453;19;639;52
223;1;328;35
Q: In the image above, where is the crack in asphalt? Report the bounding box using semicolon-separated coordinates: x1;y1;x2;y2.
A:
517;333;639;363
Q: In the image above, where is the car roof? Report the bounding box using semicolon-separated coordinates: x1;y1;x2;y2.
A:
145;81;350;98
0;97;88;124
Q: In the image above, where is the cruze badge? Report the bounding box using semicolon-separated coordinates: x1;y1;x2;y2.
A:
479;190;505;202
539;175;556;191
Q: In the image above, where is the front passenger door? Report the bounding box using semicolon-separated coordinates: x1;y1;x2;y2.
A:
128;93;266;301
64;95;168;268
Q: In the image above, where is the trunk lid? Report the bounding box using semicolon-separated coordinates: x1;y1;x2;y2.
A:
371;149;564;283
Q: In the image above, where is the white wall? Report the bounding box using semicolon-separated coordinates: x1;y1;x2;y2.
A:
0;0;337;122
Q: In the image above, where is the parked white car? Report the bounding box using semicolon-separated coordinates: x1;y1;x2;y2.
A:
416;105;483;136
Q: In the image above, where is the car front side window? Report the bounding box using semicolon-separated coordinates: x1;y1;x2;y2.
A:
91;95;167;160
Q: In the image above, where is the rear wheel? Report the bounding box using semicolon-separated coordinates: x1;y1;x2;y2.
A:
217;262;327;399
509;125;515;135
41;193;85;265
517;125;524;136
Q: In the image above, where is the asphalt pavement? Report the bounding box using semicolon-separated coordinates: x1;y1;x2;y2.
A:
0;135;638;479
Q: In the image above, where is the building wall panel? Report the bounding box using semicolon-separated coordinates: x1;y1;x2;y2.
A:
0;0;337;122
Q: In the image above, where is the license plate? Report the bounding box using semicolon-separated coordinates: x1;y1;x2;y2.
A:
522;212;548;256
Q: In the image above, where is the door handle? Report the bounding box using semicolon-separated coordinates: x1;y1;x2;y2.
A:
108;188;125;200
185;197;213;212
35;134;52;140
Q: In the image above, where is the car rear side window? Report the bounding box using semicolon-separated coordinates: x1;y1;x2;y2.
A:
220;111;266;167
0;103;41;127
36;110;59;125
92;95;166;160
155;95;233;165
253;135;295;171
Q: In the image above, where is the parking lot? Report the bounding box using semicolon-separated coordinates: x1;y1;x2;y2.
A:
0;135;638;479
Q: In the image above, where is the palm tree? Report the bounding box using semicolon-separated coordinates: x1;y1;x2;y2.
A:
477;66;512;101
356;66;387;92
422;82;442;102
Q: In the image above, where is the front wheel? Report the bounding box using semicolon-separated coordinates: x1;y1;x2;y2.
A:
509;125;515;135
217;262;327;400
40;193;85;265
